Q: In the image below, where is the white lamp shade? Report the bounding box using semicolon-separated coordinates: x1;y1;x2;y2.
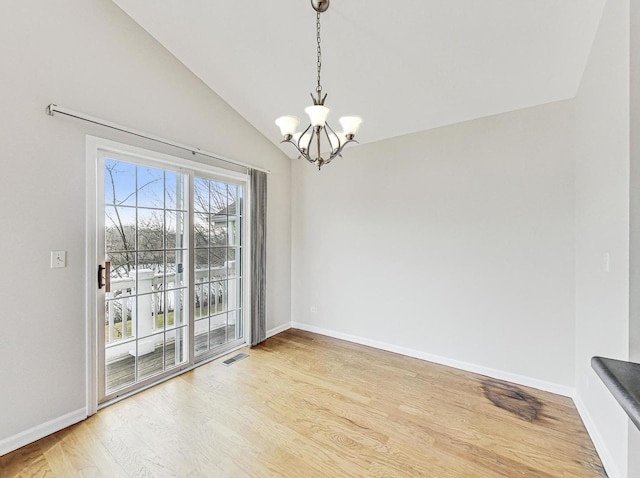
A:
339;116;362;137
275;116;299;137
294;132;312;150
304;105;330;127
329;132;347;150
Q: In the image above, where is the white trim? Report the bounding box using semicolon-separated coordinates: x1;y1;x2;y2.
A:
0;408;86;457
85;138;99;416
87;136;249;183
243;176;252;346
573;394;623;478
291;322;575;397
266;322;291;339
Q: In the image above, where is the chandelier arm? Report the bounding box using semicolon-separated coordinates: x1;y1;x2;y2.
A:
298;123;313;150
324;122;340;153
307;127;320;163
316;129;323;163
329;138;359;161
281;138;309;160
298;123;317;163
324;153;341;166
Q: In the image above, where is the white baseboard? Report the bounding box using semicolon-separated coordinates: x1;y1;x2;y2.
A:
266;322;292;339
291;322;574;397
0;408;86;457
573;394;623;478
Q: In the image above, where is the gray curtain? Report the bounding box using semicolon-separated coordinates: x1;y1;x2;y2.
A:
250;169;267;346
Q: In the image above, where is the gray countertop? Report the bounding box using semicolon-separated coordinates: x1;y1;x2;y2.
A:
592;356;640;431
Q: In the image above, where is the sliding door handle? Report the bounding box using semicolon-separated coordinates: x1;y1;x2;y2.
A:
98;261;111;292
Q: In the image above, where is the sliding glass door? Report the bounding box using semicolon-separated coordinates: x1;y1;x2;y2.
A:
96;147;246;403
193;175;244;358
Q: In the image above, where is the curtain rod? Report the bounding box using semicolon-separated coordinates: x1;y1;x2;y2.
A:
46;104;271;174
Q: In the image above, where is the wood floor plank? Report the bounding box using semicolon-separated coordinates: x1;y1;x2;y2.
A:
1;330;605;477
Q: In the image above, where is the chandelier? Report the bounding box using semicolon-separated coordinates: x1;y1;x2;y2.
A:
275;0;362;170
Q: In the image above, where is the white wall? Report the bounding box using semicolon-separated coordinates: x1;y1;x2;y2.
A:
0;0;291;449
573;0;630;476
291;100;576;390
628;0;640;475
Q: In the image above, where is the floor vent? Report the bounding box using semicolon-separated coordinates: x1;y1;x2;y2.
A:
222;353;249;366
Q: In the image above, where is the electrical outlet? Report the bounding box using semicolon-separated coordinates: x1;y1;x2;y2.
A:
310;306;319;314
51;250;67;268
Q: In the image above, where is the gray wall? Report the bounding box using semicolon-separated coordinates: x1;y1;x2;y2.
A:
291;100;577;389
0;0;291;445
574;0;630;476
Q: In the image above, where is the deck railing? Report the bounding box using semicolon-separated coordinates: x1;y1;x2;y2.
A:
105;263;236;361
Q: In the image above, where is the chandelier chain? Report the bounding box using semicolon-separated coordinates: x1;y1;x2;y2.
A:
316;12;322;93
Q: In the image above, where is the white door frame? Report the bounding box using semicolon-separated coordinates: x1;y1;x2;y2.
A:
85;135;251;414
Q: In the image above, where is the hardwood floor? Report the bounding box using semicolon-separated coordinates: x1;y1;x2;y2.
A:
1;330;605;477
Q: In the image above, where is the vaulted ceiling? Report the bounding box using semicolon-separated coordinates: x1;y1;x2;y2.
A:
112;0;605;154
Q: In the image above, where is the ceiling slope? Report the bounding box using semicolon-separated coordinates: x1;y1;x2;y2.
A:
112;0;605;153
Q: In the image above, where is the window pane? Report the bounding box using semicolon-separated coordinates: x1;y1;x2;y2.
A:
105;345;135;393
227;276;240;312
165;288;186;327
236;184;243;216
227;248;238;279
135;291;162;338
108;252;136;285
211;281;228;314
194;282;209;319
105;298;134;344
165;171;186;211
105;206;136;252
194;318;209;356
194;178;209;212
105;159;136;207
137;332;165;380
194;213;210;248
211;216;227;246
137;166;164;209
195;249;209;284
227;310;238;341
210;182;227;214
165;327;188;369
210;312;227;348
165;211;185;249
137;208;164;251
227;184;238;213
228;217;239;247
165;250;186;289
210;248;226;280
136;252;163;276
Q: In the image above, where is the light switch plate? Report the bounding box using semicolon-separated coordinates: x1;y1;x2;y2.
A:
51;250;67;268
